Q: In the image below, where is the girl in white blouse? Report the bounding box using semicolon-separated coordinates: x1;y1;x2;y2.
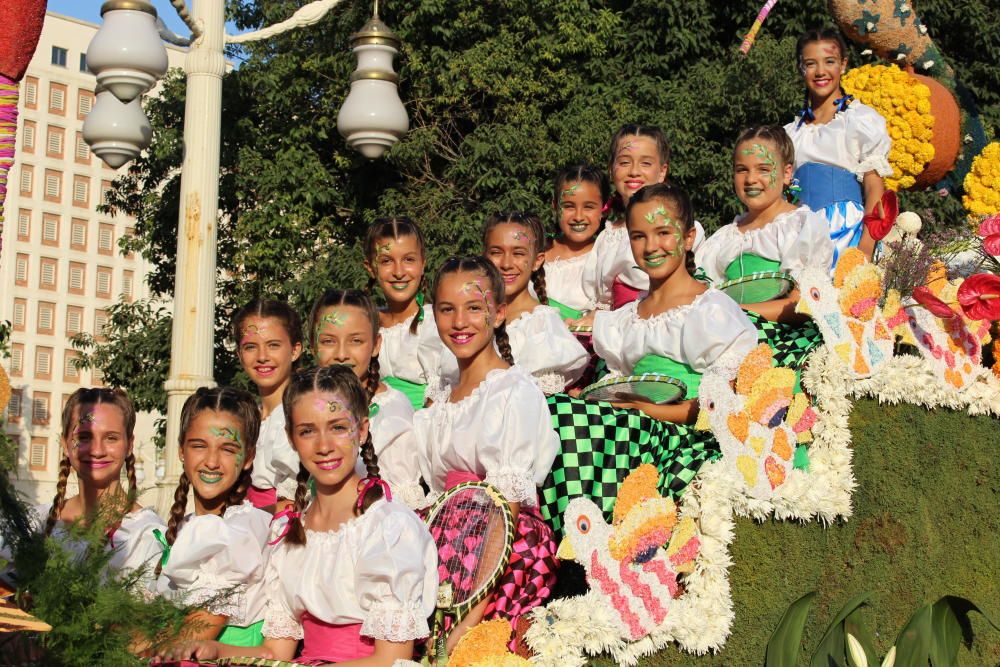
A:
784;27;893;263
413;256;559;642
310;288;423;508
164;366;437;665
155;387;271;648
364;217;445;410
36;389;164;596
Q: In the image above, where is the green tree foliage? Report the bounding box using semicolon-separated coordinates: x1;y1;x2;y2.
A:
80;0;998;415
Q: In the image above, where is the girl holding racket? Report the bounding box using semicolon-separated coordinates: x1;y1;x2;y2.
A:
161;366;437;665
309;289;424;509
784;27;892;262
154;387;271;649
413;256;560;644
364;217;446;410
233;299;304;510
437;213;589;395
696;126;833;388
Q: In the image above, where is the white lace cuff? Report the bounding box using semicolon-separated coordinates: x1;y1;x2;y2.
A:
534;372;568;396
362;604;430;642
856;154;893;179
185;581;245;620
275;476;299;502
262;603;303;640
485;468;536;505
393;480;432;511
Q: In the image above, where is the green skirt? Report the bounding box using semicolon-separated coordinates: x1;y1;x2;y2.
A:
547;297;584;322
217;619;264;647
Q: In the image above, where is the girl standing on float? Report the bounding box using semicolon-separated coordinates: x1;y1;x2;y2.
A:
544;164;610;321
309;289;424;508
38;388;164;594
363;218;445;410
233;299;304;510
155;387;271;648
159;366;437;665
411;256;560;643
784;26;893;263
547;184;757;534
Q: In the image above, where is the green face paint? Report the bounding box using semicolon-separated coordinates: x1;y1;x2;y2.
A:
210;426;245;466
741;142;779;188
315;311;347;340
642;205;686;259
375;241;392;256
561;182;581;201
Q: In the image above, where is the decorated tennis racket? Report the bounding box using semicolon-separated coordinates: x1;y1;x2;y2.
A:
717;270;795;305
579;373;688;405
567;324;592;334
423;482;515;664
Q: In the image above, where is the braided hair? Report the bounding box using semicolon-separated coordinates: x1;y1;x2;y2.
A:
626;182;698;275
46;388;138;537
553;163;611;228
795;27;851;119
308;289;382;403
363;217;429;336
432;255;514;366
157;386;261;575
231;298;304;350
481;212;549;305
281;366;382;546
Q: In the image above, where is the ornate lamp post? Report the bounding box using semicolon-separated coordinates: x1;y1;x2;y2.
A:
84;0;409;512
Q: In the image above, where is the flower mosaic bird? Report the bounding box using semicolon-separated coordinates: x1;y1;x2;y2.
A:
796;248;905;378
556;465;699;641
696;345;817;500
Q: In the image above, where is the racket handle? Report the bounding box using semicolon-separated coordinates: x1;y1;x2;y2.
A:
432;609;449;666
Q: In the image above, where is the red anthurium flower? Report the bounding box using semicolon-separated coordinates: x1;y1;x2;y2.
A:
957;273;1000;321
977;215;1000;256
863;190;899;241
912;286;957;319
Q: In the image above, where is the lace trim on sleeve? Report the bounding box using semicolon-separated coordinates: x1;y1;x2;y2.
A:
533;371;568;396
361;603;431;642
856;154;893;180
181;575;246;620
394;481;432;511
275;476;299;502
262;602;303;640
485;467;536;505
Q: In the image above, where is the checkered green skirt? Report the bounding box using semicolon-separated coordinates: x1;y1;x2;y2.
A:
539;394;720;537
745;310;822;369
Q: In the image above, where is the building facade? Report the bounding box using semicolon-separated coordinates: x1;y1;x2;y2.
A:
1;13;185;504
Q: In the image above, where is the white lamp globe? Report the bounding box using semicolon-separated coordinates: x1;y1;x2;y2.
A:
337;15;408;159
83;88;153;168
87;0;169;103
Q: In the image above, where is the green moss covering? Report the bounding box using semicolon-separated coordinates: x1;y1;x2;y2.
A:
592;399;999;665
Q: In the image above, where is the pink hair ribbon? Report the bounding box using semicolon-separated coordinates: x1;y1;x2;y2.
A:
268;508;302;545
740;0;778;55
356;477;392;509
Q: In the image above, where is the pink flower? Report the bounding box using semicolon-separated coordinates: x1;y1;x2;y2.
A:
957;274;1000;321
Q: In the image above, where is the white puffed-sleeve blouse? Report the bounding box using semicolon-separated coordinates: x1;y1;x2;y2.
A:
784;100;893;180
261;499;437;643
695;206;835;283
378;304;446;387
412;365;558;507
251;407;299;500
356;386;425;509
593;289;758;377
156;501;271;625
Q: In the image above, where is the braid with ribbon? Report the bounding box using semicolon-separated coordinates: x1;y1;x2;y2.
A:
155;472;190;576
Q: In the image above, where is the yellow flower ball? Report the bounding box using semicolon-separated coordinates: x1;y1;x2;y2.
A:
963;142;1000;218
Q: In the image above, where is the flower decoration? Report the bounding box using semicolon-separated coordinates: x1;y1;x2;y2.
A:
0;364;10;414
862;190;899;241
911;286;957;319
957;274;1000;322
977;214;1000;256
841;64;935;191
963;142;1000;218
450;619;525;667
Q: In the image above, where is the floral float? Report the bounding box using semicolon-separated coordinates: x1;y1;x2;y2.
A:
963;143;1000;219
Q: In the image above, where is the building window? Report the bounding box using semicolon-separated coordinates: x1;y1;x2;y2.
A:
29;437;48;471
24;77;38;108
44;170;61;202
13;299;27;331
15;254;29;286
69;262;85;294
6;390;23;423
75;132;90;162
94;309;108;337
92;366;105;385
79;53;88;73
17;209;31;240
64;351;80;382
46;126;64;157
42;214;59;245
22;120;36;152
32;392;51;426
36;347;53;379
49;84;66;113
40;257;57;290
51;46;67;67
122;270;135;301
96;267;112;298
37;302;55;334
123;226;136;259
11;345;25;376
101;180;113;205
71;219;87;249
77;90;94;119
73;176;89;206
98;224;114;255
19;165;32;195
66;306;83;336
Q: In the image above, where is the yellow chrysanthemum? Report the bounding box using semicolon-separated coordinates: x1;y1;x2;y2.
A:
842;64;936;192
963;142;1000;219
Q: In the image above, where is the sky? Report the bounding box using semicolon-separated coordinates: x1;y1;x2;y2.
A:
46;0;244;39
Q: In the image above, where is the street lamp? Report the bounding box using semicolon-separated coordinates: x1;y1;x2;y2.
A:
82;87;153;168
86;0;169;104
336;8;409;159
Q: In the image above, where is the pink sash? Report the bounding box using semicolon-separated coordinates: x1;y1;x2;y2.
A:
298;612;374;664
611;276;643;310
445;470;483;489
247;485;277;509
